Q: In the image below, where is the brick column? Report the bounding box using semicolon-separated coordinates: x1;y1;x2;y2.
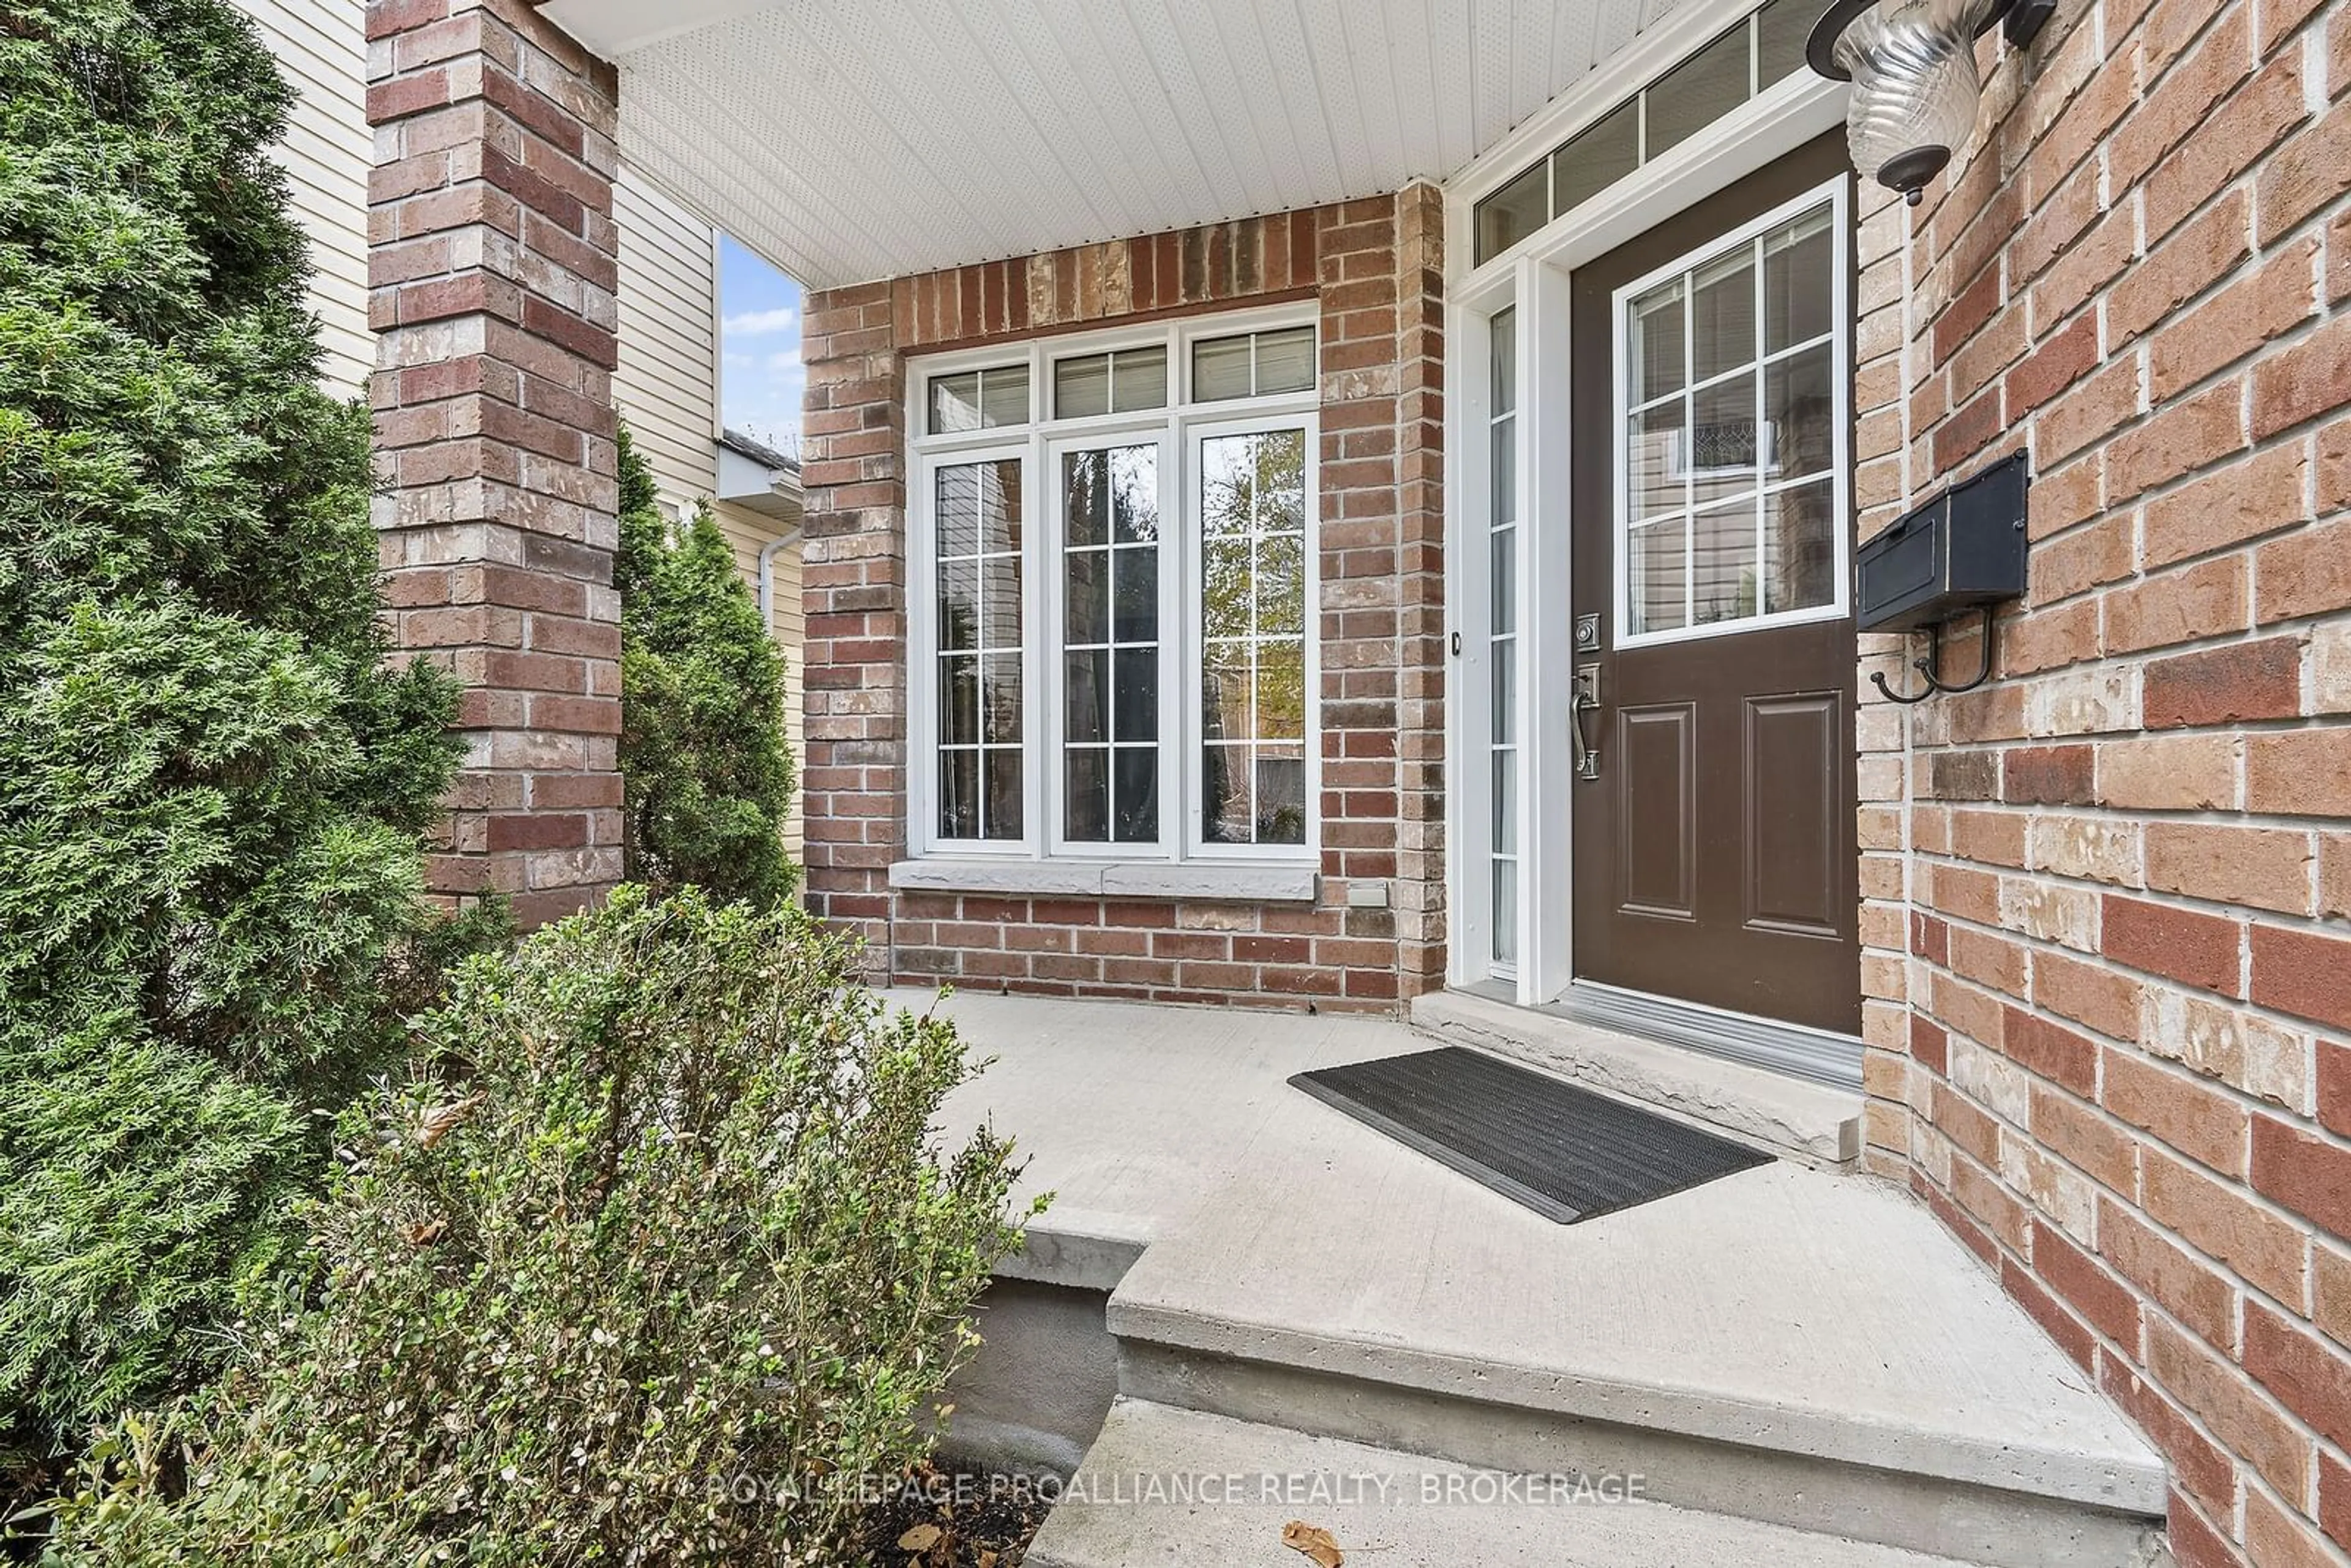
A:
1311;185;1452;1002
366;0;624;926
798;280;907;955
1384;182;1449;996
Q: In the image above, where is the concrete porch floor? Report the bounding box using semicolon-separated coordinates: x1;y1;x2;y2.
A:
921;986;1417;1292
918;987;2168;1564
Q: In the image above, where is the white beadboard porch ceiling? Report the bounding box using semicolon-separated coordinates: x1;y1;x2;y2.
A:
538;0;1698;290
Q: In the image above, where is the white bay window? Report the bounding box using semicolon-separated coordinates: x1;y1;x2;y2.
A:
906;310;1320;884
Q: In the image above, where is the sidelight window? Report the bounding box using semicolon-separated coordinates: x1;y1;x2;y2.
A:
1488;309;1521;970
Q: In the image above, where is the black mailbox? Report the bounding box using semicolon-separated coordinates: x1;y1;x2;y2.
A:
1854;450;2030;633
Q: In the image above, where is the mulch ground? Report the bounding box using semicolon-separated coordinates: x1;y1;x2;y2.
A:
860;1460;1054;1567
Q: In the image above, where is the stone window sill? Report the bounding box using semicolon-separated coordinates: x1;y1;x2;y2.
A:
887;858;1320;904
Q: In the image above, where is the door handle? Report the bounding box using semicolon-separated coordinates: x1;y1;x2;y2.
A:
1572;663;1602;781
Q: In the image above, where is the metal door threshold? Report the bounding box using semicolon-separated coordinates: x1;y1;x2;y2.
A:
1548;981;1865;1091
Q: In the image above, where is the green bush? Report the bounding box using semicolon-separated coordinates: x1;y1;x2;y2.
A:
617;430;799;909
33;887;1036;1566
0;0;462;1454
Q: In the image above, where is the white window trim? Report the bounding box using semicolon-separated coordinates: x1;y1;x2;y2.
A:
903;304;1324;882
1042;427;1176;861
1609;176;1853;653
910;441;1040;857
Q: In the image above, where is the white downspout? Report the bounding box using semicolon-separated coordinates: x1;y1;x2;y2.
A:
757;528;803;632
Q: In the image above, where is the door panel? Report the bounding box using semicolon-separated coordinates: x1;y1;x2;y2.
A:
1617;705;1697;920
1569;132;1862;1035
1743;694;1841;936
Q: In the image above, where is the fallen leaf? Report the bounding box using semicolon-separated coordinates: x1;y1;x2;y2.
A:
896;1523;942;1552
1282;1519;1343;1566
416;1093;484;1149
402;1218;448;1247
978;1553;998;1568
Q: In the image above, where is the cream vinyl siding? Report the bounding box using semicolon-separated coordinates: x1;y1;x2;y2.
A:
615;173;721;508
241;0;372;395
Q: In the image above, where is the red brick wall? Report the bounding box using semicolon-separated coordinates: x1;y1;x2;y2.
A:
366;0;625;926
1857;0;2351;1559
800;188;1445;1010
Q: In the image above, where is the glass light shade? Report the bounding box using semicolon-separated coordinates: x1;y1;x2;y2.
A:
1826;0;2001;202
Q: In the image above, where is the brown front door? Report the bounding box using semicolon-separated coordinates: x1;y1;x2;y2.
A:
1567;134;1861;1036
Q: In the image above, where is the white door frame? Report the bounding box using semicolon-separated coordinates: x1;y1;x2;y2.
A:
1439;30;1850;1008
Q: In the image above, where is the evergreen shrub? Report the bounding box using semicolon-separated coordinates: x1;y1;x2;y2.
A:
615;431;798;910
34;888;1033;1566
0;0;463;1453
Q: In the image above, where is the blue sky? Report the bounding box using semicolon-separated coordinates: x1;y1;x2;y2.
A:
719;235;804;453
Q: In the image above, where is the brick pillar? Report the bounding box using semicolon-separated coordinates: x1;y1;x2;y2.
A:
366;0;624;926
1391;181;1449;996
797;281;907;955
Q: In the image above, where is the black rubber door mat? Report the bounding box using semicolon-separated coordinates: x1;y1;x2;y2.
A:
1289;1046;1773;1224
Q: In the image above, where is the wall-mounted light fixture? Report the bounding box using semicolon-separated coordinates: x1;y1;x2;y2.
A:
1808;0;2058;206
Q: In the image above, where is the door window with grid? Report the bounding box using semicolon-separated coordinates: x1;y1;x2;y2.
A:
1619;199;1843;643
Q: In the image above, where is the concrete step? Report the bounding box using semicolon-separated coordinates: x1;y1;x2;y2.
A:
1410;988;1863;1164
1103;1090;2168;1566
1026;1400;2009;1568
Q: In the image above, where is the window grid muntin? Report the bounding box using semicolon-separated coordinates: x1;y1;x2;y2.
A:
1616;186;1848;648
1061;443;1162;845
1626;329;1835;418
934;456;1026;841
906;309;1321;863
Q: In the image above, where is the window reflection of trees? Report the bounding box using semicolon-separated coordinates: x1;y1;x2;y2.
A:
1063;446;1161;844
1200;429;1308;846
